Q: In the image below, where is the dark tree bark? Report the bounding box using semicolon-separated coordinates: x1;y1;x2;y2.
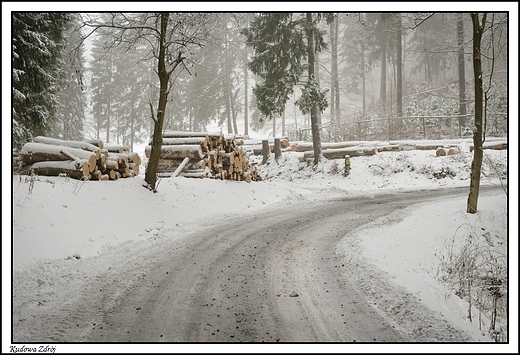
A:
306;13;323;165
145;13;170;191
467;13;487;214
315;52;322;126
282;110;286;137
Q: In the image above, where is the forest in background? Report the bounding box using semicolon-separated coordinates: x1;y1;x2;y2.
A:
12;12;508;151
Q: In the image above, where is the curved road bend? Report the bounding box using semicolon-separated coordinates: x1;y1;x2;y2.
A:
75;186;501;342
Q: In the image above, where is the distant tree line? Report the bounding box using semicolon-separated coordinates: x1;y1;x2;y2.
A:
12;12;508;196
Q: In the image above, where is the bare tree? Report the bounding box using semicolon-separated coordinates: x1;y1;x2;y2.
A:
81;13;215;191
467;13;487;214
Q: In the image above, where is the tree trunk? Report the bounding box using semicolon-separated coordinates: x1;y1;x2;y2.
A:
330;18;337;124
272;114;276;138
244;45;249;136
361;40;366;117
106;101;111;143
396;13;403;131
380;34;387;114
458;14;467;136
274;138;282;162
96;87;101;139
306;13;323;165
329;16;340;125
467;13;486;214
333;17;340;123
261;140;270;164
282;110;286;138
130;100;135;152
145;13;170;191
315;52;322;126
224;39;233;134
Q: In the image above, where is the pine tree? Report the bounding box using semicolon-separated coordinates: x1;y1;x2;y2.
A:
243;13;329;165
51;14;87;141
89;27;118;142
12;12;70;148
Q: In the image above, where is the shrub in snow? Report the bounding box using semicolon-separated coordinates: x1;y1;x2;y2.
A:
436;214;508;342
328;160;341;175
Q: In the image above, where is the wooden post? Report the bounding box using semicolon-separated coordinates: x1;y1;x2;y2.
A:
274;138;282;162
261;140;270;164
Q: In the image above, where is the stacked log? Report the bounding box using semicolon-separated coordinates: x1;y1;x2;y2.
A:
18;137;141;180
302;145;378;161
145;131;260;182
13;148;22;173
435;147;448;157
242;137;294;155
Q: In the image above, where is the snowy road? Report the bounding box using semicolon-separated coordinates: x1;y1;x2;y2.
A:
13;186;492;343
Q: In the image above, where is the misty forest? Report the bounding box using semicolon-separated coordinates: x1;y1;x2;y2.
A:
12;12;508;193
10;12;511;345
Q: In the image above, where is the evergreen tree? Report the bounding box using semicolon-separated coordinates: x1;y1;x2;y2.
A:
51;14;87;141
89;27;118;142
12;12;70;148
243;13;329;164
111;44;152;150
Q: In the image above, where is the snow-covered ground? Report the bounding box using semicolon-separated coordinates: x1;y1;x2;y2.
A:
5;142;517;353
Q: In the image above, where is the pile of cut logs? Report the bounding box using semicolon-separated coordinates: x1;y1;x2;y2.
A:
145;131;261;182
18;136;141;180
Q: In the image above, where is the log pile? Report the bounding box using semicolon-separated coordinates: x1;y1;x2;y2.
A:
18;136;141;180
436;147;461;157
145;131;261;182
242;137;294;155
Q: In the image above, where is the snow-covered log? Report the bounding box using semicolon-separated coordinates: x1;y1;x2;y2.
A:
104;159;119;170
376;144;402;152
294;140;366;152
436;147;448;156
447;147;460;155
145;144;204;160
33;136;101;159
128;163;140;176
178;168;210;179
151;137;209;147
162;130;211;138
303;146;377;160
148;130;261;182
103;142;129;153
89;170;102;180
83;138;104;149
469;141;508;152
20;142;97;172
30;160;90;180
171;157;190;178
